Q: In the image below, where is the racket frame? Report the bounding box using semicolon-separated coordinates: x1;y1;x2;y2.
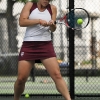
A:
55;8;90;30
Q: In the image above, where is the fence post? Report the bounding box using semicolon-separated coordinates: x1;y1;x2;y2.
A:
69;0;75;99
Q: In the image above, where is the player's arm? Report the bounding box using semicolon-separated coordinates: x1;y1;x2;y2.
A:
19;2;40;27
48;5;57;32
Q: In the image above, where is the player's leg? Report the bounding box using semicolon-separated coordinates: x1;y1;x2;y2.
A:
14;60;34;100
41;57;71;100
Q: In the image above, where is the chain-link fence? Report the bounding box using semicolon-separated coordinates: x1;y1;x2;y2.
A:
74;0;100;97
0;0;100;99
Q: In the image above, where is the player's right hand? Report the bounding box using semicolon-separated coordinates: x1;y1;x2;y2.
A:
39;19;48;27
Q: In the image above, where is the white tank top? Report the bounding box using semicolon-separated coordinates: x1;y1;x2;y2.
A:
23;3;52;41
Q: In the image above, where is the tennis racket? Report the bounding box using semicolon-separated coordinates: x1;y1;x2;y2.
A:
55;8;90;30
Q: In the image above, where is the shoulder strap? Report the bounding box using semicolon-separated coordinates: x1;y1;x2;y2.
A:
47;4;52;17
30;3;37;14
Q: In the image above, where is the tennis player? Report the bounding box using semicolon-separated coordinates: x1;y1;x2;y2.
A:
14;0;71;100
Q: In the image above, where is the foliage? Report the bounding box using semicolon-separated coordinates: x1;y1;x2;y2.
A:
17;0;38;3
17;0;53;3
0;0;53;3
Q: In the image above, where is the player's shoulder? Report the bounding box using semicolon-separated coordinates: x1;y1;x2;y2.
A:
25;1;33;7
23;1;34;10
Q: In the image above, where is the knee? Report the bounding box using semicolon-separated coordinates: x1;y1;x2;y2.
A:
52;71;62;80
16;76;27;85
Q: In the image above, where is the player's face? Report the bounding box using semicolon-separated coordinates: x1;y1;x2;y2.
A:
40;0;50;7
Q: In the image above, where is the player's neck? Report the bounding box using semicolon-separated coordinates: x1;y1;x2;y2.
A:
37;2;47;11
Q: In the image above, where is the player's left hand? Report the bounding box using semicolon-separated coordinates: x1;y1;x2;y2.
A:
48;20;55;26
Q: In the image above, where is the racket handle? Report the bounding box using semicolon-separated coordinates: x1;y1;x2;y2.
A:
54;21;57;24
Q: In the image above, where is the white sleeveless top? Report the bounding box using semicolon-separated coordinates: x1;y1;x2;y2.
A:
23;3;52;41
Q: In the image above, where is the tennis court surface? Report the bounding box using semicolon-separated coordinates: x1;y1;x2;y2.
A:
0;76;100;100
0;96;100;100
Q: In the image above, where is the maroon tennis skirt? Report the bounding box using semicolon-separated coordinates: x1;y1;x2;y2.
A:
18;41;56;63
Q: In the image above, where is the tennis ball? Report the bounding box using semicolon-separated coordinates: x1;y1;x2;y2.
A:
25;94;30;98
77;18;83;25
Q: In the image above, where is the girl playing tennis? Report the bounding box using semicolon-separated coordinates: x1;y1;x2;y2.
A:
14;0;71;100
